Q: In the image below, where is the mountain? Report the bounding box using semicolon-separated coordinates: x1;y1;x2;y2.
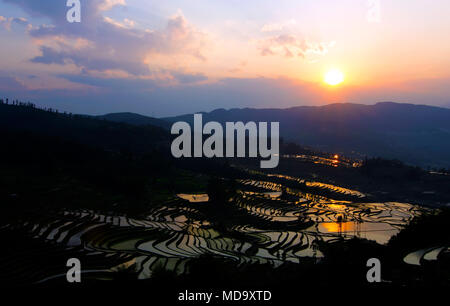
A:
0;103;170;154
96;112;171;129
164;102;450;168
4;101;450;168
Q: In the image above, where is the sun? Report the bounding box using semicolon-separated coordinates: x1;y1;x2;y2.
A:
324;69;345;86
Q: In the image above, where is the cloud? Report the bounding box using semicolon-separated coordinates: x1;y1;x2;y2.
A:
59;70;208;89
103;16;135;29
258;34;335;58
261;19;297;32
366;0;381;23
31;46;67;65
0;15;32;31
228;61;248;73
3;0;123;23
5;0;208;76
98;0;126;11
12;76;322;117
0;75;27;91
59;74;158;91
171;72;208;84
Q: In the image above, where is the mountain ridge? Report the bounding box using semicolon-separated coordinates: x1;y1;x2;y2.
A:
96;112;171;129
3;101;449;168
161;102;450;168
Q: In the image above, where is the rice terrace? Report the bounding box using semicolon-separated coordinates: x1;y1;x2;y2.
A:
1;130;448;287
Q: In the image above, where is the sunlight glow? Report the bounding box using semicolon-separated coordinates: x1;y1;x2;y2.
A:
324;69;345;86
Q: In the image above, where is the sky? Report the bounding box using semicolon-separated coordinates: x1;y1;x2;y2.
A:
0;0;450;117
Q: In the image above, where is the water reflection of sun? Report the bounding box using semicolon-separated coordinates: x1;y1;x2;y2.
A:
321;221;355;233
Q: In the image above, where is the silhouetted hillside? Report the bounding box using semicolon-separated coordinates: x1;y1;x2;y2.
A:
0;103;170;154
164;102;450;168
96;112;171;129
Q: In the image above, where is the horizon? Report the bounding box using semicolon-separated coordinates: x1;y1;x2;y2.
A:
4;98;450;119
135;101;450;119
1;0;450;116
72;101;450;118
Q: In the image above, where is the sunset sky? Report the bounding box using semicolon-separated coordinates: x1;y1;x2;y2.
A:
1;0;450;116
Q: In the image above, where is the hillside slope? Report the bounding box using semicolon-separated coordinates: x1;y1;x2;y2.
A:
164;102;450;168
0;103;170;154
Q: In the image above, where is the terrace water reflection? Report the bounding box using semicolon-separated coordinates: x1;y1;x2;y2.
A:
318;221;398;244
0;172;426;283
177;194;209;203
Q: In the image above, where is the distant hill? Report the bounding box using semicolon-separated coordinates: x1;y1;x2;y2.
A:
164;102;450;168
96;112;171;129
0;103;170;154
3;101;450;168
